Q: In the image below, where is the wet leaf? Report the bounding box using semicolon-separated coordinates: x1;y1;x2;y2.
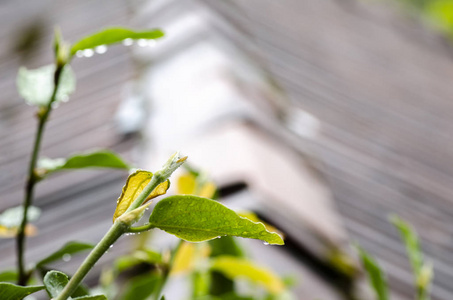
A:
71;27;164;55
357;246;389;300
0;283;44;300
43;270;68;298
113;170;169;222
36;241;94;268
17;64;75;107
148;195;284;245
210;256;285;294
238;211;283;238
38;150;130;175
0;206;40;228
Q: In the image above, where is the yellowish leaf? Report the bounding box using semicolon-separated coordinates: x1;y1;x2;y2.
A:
211;256;285;294
172;242;211;275
177;173;216;198
177;174;196;195
171;242;195;275
0;224;37;238
113;170;169;222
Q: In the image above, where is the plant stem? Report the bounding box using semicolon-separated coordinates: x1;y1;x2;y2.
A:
16;66;64;285
54;221;128;300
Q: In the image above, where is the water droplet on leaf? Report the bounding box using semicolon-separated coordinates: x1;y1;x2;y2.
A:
83;49;94;57
62;254;71;262
122;38;133;46
95;45;107;54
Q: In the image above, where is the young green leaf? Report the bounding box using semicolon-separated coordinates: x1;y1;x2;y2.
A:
210;256;285;294
390;215;432;300
44;270;69;298
17;64;75;107
36;241;94;268
71;27;164;55
148;195;284;245
0;283;45;300
38;150;130;176
390;216;422;274
113;170;170;222
357;246;389;300
0;206;40;228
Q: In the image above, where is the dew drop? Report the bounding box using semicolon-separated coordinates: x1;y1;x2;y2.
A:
62;254;71;262
95;45;107;54
263;242;270;246
146;40;157;47
83;49;94;57
122;38;133;46
61;95;69;103
76;50;84;58
137;39;148;47
51;102;59;109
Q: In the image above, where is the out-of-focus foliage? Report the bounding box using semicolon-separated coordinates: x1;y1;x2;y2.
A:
397;0;453;38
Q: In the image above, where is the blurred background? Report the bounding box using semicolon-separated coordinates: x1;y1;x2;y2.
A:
2;0;453;299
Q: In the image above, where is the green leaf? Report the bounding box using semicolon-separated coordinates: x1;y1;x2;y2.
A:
17;64;75;107
148;195;284;245
113;170;170;222
36;241;94;268
0;270;18;283
0;283;45;300
44;270;69;298
0;206;40;228
119;273;160;300
357;246;389;300
38;150;130;175
73;295;107;300
210;256;285;294
390;215;433;300
390;216;423;274
71;27;164;55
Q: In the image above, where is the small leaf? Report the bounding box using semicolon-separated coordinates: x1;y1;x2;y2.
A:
71;27;164;55
390;215;433;299
38;151;130;175
43;270;68;298
73;295;107;300
113;170;169;222
210;256;285;294
118;273;160;300
390;216;423;274
0;206;40;228
0;283;45;300
148;195;284;245
17;64;75;107
36;241;94;268
357;246;389;300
